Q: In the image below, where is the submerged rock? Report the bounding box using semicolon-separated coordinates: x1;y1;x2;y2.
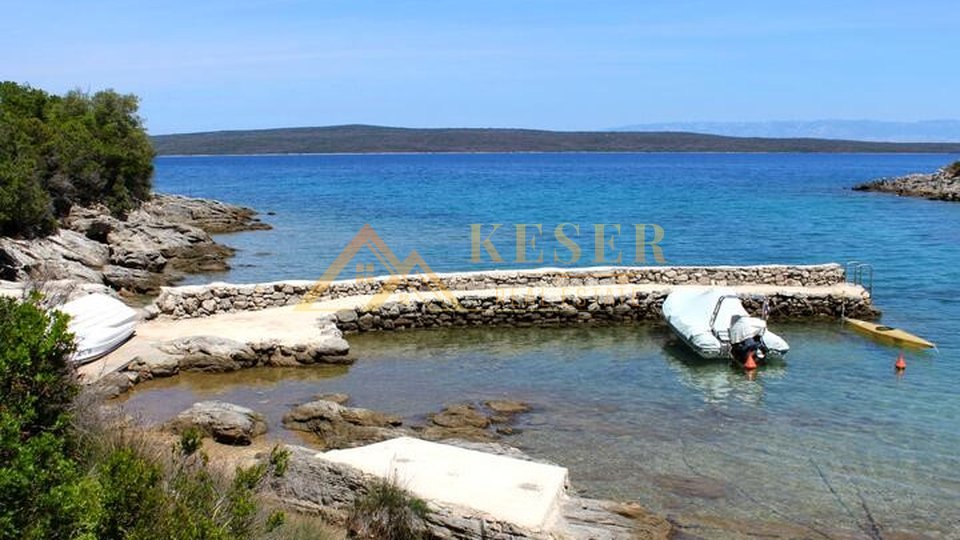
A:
430;404;490;429
168;400;267;445
484;399;532;416
314;392;350;405
283;399;406;449
651;473;727;500
419;400;532;443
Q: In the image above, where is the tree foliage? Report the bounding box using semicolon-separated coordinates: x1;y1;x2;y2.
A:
0;82;154;238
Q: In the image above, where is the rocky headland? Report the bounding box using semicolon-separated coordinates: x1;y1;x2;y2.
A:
0;193;270;297
853;160;960;201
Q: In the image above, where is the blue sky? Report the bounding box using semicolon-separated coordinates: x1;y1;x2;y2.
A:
3;1;958;134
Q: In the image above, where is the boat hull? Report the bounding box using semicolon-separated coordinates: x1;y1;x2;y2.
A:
844;318;935;349
59;293;139;365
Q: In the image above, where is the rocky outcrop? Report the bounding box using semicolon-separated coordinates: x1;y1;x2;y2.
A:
0;278;119;304
854;161;960;201
158;336;259;372
138;194;271;233
167;400;267;445
282;399;406;449
0;194;271;295
269;444;670;540
126;347;181;378
125;331;353;385
88;371;139;400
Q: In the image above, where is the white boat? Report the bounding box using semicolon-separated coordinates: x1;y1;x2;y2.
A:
662;288;788;365
58;293;138;365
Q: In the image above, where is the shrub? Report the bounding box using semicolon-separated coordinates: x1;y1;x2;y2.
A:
95;447;165;540
944;160;960;179
269;444;291;477
1;295;329;539
178;426;204;457
346;476;430;540
0;295;96;540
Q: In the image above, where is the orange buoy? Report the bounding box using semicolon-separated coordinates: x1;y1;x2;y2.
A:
895;353;906;371
744;350;758;371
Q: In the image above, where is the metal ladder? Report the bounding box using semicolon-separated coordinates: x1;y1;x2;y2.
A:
845;260;874;295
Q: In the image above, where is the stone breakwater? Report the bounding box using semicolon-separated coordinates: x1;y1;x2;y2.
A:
329;283;877;333
155;264;848;319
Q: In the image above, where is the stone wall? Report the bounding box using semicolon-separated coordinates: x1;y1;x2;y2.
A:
155;264;847;319
331;287;877;333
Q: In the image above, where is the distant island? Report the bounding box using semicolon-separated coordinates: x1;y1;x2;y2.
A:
611;119;960;143
151;125;960;155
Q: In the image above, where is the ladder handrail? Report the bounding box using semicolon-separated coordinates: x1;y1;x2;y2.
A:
843;260;873;295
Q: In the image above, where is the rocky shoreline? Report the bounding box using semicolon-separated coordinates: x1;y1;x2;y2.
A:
0;193;270;297
853;160;960;201
149;394;671;539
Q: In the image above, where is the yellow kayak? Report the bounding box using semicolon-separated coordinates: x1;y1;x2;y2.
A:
844;318;935;349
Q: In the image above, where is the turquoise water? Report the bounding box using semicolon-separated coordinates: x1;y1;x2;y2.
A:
147;153;960;537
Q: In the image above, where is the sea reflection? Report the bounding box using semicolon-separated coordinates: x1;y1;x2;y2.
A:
660;339;787;405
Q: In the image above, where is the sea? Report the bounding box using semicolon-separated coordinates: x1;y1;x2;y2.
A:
124;153;959;537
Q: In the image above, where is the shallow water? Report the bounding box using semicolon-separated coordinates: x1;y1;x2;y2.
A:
121;323;958;537
141;153;960;537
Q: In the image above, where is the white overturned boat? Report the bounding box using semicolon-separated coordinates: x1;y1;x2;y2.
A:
58;293;138;365
662;288;788;366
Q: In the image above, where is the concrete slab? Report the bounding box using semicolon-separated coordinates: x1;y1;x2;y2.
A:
320;437;569;532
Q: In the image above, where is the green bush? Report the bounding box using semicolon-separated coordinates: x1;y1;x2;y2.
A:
944;160;960;179
0;81;155;238
347;477;430;540
95;447;165;540
1;295;331;539
0;295;95;540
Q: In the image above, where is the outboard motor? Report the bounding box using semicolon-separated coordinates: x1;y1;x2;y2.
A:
729;315;769;366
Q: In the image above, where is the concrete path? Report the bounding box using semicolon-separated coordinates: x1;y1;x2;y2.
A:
320;437;569;532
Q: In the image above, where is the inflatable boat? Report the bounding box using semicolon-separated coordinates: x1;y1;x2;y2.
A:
662;288;789;366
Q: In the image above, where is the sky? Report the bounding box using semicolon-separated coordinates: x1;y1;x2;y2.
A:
3;0;959;134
